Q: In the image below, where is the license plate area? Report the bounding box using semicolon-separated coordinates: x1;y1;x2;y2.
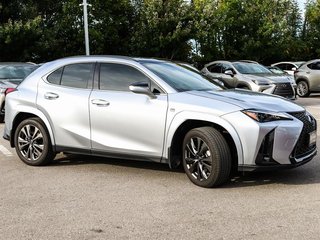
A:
309;131;317;146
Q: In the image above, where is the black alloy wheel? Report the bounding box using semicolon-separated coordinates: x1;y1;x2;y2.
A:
183;127;231;187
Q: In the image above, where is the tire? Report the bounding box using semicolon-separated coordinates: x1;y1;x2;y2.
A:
14;118;55;166
296;80;310;97
182;127;231;188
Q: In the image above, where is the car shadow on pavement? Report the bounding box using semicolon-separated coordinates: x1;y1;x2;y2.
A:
50;153;320;187
50;153;185;173
225;166;320;188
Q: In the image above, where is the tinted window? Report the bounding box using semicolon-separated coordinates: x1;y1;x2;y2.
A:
208;64;222;73
0;65;37;79
308;62;320;70
275;64;286;70
221;63;233;73
287;64;296;70
141;61;222;92
99;63;151;91
47;67;63;84
60;63;94;88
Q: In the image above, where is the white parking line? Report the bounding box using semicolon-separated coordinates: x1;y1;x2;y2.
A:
0;145;13;157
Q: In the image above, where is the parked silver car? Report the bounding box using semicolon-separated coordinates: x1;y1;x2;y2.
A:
294;59;320;97
3;56;317;187
0;62;38;122
201;60;296;99
271;61;305;75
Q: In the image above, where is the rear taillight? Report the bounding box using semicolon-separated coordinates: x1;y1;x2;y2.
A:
5;88;17;96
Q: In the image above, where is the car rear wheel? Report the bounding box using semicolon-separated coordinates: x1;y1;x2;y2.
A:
14;118;55;166
182;127;231;187
297;81;310;97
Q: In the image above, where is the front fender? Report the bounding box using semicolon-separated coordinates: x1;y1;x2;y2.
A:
163;111;243;166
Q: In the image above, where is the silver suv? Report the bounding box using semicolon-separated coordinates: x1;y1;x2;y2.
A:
201;60;296;99
4;56;317;187
295;59;320;97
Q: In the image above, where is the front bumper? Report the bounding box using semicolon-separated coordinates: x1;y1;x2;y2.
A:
252;83;296;99
238;148;317;172
222;110;317;170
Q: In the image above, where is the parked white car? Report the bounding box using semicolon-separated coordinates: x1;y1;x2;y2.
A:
271;61;305;75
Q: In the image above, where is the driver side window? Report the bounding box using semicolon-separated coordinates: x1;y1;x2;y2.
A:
99;63;151;91
208;64;222;73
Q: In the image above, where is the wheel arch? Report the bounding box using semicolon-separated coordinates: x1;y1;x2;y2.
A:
10;109;55;149
295;77;309;85
165;112;243;172
236;82;251;89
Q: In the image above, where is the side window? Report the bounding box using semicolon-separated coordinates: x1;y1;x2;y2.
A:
276;64;286;70
99;63;151;91
207;64;222;73
310;62;320;70
60;63;94;88
221;63;234;73
287;64;295;70
47;67;63;85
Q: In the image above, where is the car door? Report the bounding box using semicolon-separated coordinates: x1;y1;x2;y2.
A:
37;62;94;151
89;62;168;161
308;61;320;91
203;63;226;83
220;63;237;87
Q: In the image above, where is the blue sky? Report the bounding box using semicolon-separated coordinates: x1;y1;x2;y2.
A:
297;0;307;11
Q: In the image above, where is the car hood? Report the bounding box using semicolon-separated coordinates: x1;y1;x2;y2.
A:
0;79;21;87
244;73;292;84
187;89;304;112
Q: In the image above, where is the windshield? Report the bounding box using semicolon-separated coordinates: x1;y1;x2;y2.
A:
0;65;38;79
140;61;223;92
233;62;272;74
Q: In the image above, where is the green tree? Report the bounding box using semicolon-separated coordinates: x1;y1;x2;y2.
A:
131;0;194;60
302;0;320;58
193;0;303;64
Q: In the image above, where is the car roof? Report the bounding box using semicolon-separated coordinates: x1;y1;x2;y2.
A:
272;61;305;66
205;60;260;66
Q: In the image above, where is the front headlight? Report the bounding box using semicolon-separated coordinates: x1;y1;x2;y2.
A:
251;80;270;86
242;109;293;122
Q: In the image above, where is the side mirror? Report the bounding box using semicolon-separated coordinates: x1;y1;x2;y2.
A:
129;82;156;99
291;67;297;71
224;69;234;76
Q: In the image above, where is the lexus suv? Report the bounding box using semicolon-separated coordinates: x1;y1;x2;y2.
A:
201;60;296;99
294;59;320;97
3;56;317;187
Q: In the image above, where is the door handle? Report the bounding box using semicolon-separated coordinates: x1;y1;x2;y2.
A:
44;92;59;100
91;99;110;107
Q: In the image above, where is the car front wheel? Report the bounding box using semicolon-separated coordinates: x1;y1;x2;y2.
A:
182;127;231;187
14;118;55;166
297;81;310;97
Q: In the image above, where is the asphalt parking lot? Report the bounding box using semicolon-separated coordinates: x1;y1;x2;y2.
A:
0;95;319;240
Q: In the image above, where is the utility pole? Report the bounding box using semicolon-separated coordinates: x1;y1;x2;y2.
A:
81;0;90;55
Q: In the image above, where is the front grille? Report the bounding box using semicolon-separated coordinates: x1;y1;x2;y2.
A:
273;83;294;98
288;111;317;159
